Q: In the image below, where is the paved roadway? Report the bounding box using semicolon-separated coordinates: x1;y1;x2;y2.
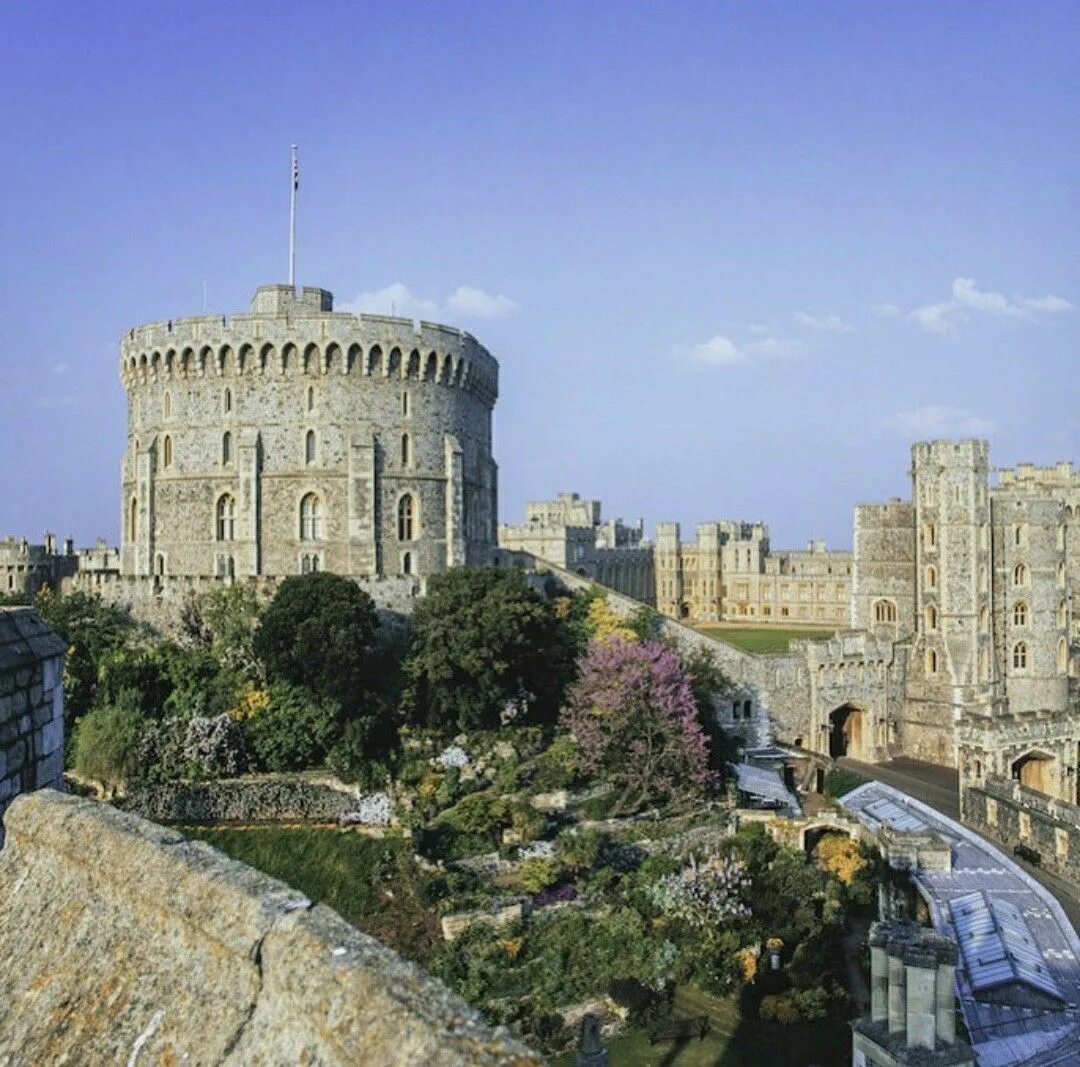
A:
838;756;1080;933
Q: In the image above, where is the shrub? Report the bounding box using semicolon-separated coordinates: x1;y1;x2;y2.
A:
555;827;603;872
72;690;144;788
531;733;581;791
813;834;869;885
517;857;560;893
182;713;247;777
823;767;867;798
243;682;340;772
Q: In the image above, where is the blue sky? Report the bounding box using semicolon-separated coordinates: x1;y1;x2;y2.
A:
1;1;1077;549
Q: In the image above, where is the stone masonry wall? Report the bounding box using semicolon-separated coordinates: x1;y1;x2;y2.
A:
121;773;392;826
962;774;1080;884
0;608;66;844
0;790;538;1065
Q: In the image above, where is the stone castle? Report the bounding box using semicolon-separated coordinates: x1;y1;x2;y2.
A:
500;443;1080;806
2;283;1078;808
3;284;501;617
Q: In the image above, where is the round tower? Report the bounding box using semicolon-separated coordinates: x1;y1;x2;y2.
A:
118;285;499;597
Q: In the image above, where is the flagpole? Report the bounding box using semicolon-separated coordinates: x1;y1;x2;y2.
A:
289;145;298;290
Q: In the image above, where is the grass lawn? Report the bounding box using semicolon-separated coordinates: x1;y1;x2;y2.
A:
697;625;836;654
183;825;441;964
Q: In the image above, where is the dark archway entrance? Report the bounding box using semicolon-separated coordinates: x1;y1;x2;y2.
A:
1011;750;1055;795
829;704;864;759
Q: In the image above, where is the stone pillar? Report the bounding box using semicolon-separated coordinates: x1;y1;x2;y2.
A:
444;434;465;568
348;433;378;577
870;941;889;1023
238;430;261;577
887;947;906;1036
905;950;937;1050
936;961;956;1044
135;447;155;578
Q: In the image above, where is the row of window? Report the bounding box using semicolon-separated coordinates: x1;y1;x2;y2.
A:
876;597;1069;631
923;639;1070;676
128;492;420;544
158;430;415;470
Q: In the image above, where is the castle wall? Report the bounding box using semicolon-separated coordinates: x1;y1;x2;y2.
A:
962;775;1080;884
852;500;916;639
0;608;66;845
0;790;538;1065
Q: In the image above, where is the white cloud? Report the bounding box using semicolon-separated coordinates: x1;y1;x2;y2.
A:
795;312;853;334
675;330;805;366
887;405;997;439
445;286;519;319
746;335;804;357
341;283;439;319
680;334;745;366
340;283;519;322
905;278;1073;336
871;303;902;318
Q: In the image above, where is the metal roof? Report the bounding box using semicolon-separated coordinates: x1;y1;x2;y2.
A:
730;762;799;812
858;795;927;833
950;891;1064;1004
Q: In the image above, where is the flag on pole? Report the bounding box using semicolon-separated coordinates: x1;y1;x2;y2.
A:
292;145;299;191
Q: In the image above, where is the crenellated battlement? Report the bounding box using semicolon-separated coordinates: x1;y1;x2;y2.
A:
119;285;498;405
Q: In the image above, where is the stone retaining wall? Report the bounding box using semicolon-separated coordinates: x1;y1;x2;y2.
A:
119;773;392;826
962;774;1080;884
0;790;537;1064
0;608;66;845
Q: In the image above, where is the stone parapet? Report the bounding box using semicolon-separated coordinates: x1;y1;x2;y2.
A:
0;791;538;1065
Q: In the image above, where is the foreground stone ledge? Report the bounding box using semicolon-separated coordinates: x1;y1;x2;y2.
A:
0;790;540;1065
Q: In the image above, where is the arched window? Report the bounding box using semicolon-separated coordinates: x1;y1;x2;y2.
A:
925;565;937;590
980;605;990;633
300;493;322;541
1012;601;1029;627
222;431;232;465
1059;638;1069;673
925;523;936;548
397;494;416;541
1058;562;1067;589
305;430;316;465
401;433;411;467
1014;525;1025;547
925;605;938;632
1012;642;1028;670
1013;562;1028;586
223;387;232;414
163;391;171;418
307;386;314;412
216;494;236;542
155;554;166;577
402;551;412;576
128;497;138;542
926;649;938;675
163;435;173;468
1059;600;1068;629
873;599;897;624
402;391;410;417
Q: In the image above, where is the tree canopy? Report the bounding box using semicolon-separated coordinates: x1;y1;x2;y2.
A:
253;573;379;712
402;567;574;733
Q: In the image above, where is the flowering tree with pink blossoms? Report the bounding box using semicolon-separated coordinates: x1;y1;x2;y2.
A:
561;637;716;816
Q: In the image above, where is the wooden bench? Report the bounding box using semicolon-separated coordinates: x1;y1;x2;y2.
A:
648;1016;709;1045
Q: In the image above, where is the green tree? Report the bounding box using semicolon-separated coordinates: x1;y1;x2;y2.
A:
33;589;138;727
244;681;341;771
402;567;574;733
253;573;379;711
72;690;145;790
180;583;264;681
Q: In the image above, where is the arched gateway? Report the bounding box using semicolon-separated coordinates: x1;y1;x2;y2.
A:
828;704;866;760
